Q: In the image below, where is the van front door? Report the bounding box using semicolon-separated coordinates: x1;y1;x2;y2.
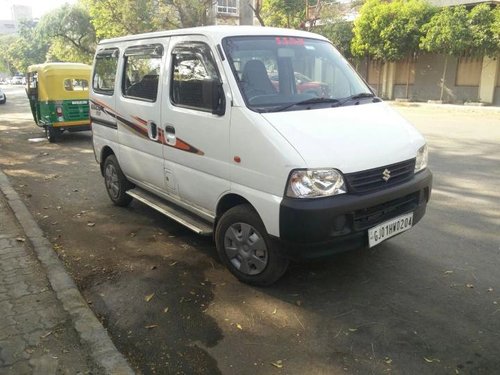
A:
161;36;231;216
116;42;168;194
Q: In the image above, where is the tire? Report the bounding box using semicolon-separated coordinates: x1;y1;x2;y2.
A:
215;204;289;286
45;127;61;143
103;155;133;206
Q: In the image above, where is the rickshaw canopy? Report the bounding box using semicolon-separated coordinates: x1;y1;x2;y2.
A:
27;63;92;101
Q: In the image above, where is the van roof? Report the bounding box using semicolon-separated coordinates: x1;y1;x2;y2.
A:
98;25;329;45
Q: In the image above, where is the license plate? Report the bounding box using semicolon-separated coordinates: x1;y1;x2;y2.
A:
368;212;414;248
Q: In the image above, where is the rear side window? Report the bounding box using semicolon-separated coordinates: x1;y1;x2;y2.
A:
64;79;88;91
170;42;221;112
93;48;119;95
122;44;163;102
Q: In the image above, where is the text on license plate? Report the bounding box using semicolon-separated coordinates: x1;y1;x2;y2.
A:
368;212;413;248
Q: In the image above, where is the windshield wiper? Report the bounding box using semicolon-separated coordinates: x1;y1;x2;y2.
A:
334;92;376;107
273;97;340;112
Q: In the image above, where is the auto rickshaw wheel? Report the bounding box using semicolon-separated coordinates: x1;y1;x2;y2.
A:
45;127;61;143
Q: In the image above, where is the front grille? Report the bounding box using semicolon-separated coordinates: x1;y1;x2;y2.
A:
352;192;419;231
345;158;416;194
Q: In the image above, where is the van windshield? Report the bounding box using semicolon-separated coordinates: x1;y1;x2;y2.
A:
222;36;373;113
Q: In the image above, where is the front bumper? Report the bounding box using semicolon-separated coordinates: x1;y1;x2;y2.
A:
275;169;432;259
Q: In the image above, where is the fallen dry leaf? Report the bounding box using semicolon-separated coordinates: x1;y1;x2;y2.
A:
163;307;169;313
145;293;155;302
271;360;283;369
443;270;453;275
236;323;243;330
272;308;277;314
384;357;392;364
348;328;358;332
145;324;158;329
87;222;96;227
15;237;26;242
424;357;439;363
466;284;474;289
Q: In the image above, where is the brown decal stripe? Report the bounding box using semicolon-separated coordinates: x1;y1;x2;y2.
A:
116;115;149;139
133;116;204;155
90;104;204;155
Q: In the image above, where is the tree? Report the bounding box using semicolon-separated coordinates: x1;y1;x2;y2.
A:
37;4;97;64
261;0;305;29
84;0;215;40
420;6;472;101
352;0;434;95
0;35;17;74
5;20;49;73
493;7;500;51
468;4;497;57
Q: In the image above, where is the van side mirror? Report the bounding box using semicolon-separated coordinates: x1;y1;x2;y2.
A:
211;80;226;116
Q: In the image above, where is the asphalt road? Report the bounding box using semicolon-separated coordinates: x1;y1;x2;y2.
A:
1;85;499;375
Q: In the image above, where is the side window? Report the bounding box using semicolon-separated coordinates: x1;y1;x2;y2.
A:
122;44;163;102
170;42;221;112
93;48;119;95
64;79;88;91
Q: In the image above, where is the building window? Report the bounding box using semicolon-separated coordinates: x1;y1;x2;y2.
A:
217;0;238;16
456;56;482;87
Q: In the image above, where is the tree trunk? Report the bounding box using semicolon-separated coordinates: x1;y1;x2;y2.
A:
377;60;382;97
440;55;448;102
405;56;411;99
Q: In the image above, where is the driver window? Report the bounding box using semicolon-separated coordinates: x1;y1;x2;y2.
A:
170;42;221;112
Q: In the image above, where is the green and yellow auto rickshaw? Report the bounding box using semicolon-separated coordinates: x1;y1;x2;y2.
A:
26;63;92;142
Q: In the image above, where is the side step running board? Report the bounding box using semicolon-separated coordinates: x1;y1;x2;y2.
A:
126;188;213;236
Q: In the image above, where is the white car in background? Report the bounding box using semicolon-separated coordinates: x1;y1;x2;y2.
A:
0;88;6;104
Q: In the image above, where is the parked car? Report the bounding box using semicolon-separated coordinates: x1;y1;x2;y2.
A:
0;88;6;104
11;75;24;85
91;26;432;286
270;72;330;97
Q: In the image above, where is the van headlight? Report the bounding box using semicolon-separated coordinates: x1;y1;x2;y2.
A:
286;169;346;198
415;144;428;173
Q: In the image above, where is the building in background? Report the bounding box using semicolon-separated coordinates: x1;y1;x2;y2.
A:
358;0;499;105
0;3;33;35
209;0;257;26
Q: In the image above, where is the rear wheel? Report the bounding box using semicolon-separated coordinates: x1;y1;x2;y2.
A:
45;126;61;143
103;155;133;206
215;204;289;286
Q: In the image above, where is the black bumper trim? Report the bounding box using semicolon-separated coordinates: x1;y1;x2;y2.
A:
277;169;432;259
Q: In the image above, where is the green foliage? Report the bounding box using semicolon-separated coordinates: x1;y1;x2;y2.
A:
5;21;49;73
468;4;498;57
311;2;353;57
420;6;471;56
262;0;305;28
493;7;500;51
317;21;354;58
352;0;434;61
0;35;17;73
38;4;96;64
84;0;214;40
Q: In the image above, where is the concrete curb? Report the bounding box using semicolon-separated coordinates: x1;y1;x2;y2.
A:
388;100;500;112
0;169;135;375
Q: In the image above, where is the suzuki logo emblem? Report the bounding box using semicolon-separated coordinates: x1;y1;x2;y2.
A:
382;169;391;182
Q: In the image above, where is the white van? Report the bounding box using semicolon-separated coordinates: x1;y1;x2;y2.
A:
90;26;432;286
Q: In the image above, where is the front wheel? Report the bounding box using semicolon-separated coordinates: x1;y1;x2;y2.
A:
215;204;289;286
103;155;133;206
